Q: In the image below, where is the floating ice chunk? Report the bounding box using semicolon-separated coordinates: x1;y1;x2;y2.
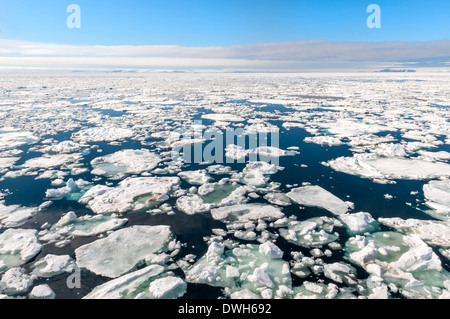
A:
45;178;91;200
346;232;448;298
0;157;19;170
148;276;187;299
287;185;350;216
79;177;179;214
178;170;212;185
279;217;338;248
236;161;278;187
225;144;249;160
72;127;134;142
40;141;82;154
29;284;55;299
304;136;343;146
185;242;291;299
75;225;175;278
418;150;450;161
367;285;389;299
211;204;284;223
22;153;82;169
202;114;244;122
259;242;284;259
374;143;407;157
244;121;279;134
91;149;161;179
0;229;42;268
378;217;450;248
0;130;39;151
0;201;38;228
327;154;450;182
206;165;234;175
0;267;34;295
293;281;339;299
339;212;379;235
84;265;165;299
252;146;293;158
32;254;75;278
323;262;357;285
423;180;450;215
176;194;215;215
264;193;291;206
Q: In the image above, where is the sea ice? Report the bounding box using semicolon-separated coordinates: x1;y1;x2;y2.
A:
29;284;55;299
79;177;179;214
346;231;450;298
75;225;177;278
0;229;42;269
0;267;34;295
178;170;212;185
0;201;38;228
211;204;284;224
378;217;450;248
339;212;379;235
31;254;75;278
71;126;134;142
287;185;351;216
423;180;450;216
279;217;339;248
326;154;450;183
91;149;161;179
184;242;292;298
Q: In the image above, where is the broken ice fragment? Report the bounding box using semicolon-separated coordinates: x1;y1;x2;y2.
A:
287;185;351;216
75;225;176;278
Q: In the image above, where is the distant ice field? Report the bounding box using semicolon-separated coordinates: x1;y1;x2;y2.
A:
0;73;449;299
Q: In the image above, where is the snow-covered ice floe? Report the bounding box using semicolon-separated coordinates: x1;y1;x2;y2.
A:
79;177;179;214
75;225;178;278
38;211;128;246
184;241;292;299
84;265;186;299
345;232;450;299
71;126;134;142
287;185;351;216
326;154;450;183
91;149;161;179
0;229;42;269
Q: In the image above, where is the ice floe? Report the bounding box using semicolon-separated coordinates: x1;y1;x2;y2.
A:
72;126;134;142
29;284;55;299
0;201;38;228
326;154;450;183
279;217;339;248
0;229;42;269
184;242;292;299
79;177;179;214
346;232;450;298
378;217;450;248
287;185;351;216
0;267;34;295
84;265;186;299
75;225;177;278
339;212;379;235
91;149;161;179
32;254;75;278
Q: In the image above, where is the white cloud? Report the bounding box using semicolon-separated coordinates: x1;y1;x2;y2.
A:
0;38;449;71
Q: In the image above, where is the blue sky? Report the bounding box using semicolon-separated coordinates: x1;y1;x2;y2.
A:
0;1;449;71
0;0;449;46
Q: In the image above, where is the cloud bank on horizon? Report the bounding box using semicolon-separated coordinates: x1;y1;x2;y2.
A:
1;38;449;72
